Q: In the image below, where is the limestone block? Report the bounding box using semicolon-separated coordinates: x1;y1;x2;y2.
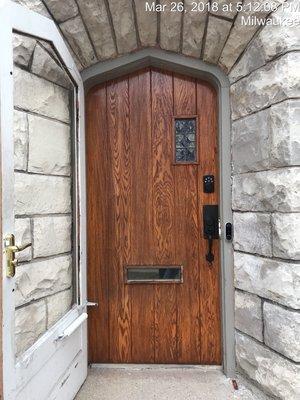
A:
230;53;300;120
229;4;300;82
14;67;70;123
43;0;78;23
107;0;137;54
31;44;71;89
203;16;232;64
77;0;116;60
13;110;28;171
272;213;300;260
211;0;239;19
270;100;300;167
38;40;61;64
13;33;36;68
15;299;46;356
232;101;300;171
229;39;266;84
235;291;263;341
233;213;272;256
15;218;32;262
160;0;182;52
182;3;206;57
46;289;73;328
219;18;261;72
60;16;97;68
16;0;50;18
38;37;83;72
264;302;300;362
33;215;72;258
234;252;300;309
15;255;72;307
14;172;71;215
232;168;300;212
27;114;71;176
232;108;270;174
219;0;284;72
236;332;300;399
133;0;157;46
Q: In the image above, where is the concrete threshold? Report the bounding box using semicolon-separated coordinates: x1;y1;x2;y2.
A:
75;365;269;400
90;363;223;370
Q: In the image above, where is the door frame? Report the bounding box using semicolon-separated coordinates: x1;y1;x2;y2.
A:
82;49;235;378
0;1;87;399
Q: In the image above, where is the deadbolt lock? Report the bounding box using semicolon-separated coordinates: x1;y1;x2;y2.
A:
4;234;32;278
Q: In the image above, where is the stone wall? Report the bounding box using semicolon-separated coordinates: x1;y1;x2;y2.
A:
10;2;300;398
229;3;300;399
13;33;74;356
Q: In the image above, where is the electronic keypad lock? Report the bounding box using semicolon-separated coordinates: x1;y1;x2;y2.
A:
203;175;214;193
203;205;219;264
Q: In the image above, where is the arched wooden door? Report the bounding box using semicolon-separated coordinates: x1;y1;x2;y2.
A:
86;68;221;364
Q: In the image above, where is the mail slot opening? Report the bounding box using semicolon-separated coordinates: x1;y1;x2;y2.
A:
125;266;183;283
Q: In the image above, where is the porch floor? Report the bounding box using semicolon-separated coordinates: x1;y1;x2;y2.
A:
75;365;267;400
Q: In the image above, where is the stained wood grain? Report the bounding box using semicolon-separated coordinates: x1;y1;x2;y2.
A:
107;77;132;362
173;75;201;363
86;68;221;365
86;84;109;362
151;69;177;363
129;69;155;362
197;80;222;364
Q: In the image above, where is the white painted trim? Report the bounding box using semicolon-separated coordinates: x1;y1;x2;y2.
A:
57;313;88;340
82;49;235;378
0;3;16;398
0;1;87;398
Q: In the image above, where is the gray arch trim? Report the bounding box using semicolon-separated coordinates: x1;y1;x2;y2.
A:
81;48;235;378
82;48;229;90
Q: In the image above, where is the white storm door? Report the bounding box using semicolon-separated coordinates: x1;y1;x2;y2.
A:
0;1;87;400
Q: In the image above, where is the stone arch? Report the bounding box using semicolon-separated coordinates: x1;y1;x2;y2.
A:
14;0;286;73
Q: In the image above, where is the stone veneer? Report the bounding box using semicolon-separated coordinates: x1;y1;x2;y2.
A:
13;33;74;356
12;1;300;399
230;3;300;399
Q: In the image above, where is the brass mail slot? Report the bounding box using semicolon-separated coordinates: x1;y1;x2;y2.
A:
125;265;183;284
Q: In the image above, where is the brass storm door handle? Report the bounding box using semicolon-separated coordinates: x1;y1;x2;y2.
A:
4;234;32;278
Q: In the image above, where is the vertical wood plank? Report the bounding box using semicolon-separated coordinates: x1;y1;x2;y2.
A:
197;80;222;364
107;77;132;362
86;85;110;362
173;75;201;363
151;69;177;363
129;69;155;362
173;74;196;116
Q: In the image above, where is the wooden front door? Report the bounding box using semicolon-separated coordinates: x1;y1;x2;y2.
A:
86;68;221;364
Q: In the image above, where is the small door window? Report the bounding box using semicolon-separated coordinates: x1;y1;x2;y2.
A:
174;117;197;163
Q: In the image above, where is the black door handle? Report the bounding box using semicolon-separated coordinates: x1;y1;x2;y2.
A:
206;235;214;263
203;205;219;265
